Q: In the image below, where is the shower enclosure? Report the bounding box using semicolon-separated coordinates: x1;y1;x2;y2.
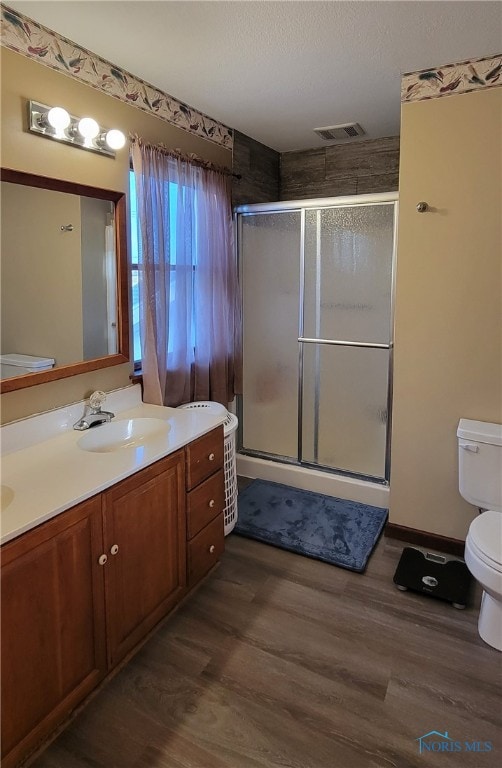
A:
236;192;398;484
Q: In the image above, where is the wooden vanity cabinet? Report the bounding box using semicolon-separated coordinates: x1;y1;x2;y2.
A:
1;431;223;768
103;449;186;668
1;496;106;768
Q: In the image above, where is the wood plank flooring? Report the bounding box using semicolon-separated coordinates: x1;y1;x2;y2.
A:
30;520;501;767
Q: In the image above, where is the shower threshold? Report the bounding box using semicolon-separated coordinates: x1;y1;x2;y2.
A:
236;452;389;509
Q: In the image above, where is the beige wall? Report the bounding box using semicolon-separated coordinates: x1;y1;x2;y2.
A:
390;87;502;540
0;47;231;423
1;182;84;365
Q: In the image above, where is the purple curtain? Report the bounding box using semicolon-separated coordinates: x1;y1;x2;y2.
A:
131;138;242;407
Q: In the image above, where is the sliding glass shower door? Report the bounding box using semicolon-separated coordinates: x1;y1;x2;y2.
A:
301;204;395;478
240;210;302;461
238;194;397;482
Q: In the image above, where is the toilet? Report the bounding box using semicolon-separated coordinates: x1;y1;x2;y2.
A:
457;418;502;651
0;354;55;379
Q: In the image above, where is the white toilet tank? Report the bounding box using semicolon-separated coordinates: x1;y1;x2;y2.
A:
457;419;502;512
0;354;55;379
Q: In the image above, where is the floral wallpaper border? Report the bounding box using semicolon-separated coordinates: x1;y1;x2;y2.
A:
0;4;233;149
402;53;502;103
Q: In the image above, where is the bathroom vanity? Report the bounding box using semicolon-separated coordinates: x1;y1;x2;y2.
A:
0;389;225;768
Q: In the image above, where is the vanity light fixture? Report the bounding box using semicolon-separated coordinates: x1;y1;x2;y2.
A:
28;100;127;158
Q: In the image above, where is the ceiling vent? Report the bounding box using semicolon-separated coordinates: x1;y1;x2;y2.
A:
313;122;365;142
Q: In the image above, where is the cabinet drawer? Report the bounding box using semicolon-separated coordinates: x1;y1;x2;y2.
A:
185;426;224;490
187;513;224;585
187;470;224;540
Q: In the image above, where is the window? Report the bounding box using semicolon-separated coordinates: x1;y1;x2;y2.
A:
129;169;198;366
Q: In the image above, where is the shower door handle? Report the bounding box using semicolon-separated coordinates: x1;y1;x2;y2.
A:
298;337;392;350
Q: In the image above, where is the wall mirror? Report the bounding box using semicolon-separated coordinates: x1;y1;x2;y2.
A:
0;168;129;393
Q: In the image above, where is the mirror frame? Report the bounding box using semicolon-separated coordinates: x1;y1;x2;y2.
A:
0;168;130;394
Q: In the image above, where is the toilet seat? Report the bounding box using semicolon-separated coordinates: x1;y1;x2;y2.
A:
467;511;502;573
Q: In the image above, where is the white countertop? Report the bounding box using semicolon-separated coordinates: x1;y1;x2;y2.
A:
0;386;225;545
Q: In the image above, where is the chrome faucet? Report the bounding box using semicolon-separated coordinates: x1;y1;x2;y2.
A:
73;390;115;431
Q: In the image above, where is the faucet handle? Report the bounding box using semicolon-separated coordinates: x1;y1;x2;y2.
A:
89;390;107;411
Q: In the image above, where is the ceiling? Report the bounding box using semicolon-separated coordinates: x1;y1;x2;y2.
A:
6;0;502;152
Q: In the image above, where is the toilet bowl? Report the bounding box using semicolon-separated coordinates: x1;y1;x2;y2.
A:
457;419;502;651
464;510;502;651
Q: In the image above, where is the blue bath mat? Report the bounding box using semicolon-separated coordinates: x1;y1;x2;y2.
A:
235;479;388;572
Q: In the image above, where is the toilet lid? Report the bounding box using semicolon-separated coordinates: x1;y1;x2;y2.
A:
468;511;502;571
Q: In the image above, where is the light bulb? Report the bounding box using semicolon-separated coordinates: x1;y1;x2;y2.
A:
78;117;100;140
46;107;70;131
105;129;126;150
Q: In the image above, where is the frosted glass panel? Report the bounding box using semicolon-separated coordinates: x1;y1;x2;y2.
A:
241;212;301;458
304;204;395;344
302;344;389;478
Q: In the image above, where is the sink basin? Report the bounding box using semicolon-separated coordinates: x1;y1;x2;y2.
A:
1;485;15;511
77;418;169;453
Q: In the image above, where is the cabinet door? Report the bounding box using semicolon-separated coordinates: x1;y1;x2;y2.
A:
1;496;106;768
103;450;186;668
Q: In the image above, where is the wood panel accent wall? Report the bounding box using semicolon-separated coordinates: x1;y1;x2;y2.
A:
232;130;280;206
280;136;400;200
232;133;399;207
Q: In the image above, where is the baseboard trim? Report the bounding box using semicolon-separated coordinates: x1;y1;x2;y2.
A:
385;523;465;558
